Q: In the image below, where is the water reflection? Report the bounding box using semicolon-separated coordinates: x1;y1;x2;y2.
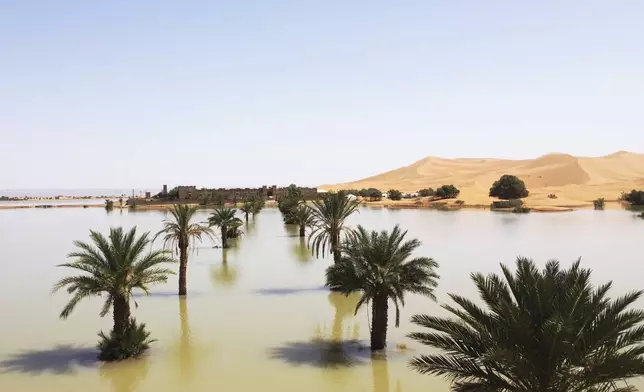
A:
326;292;362;342
211;250;238;287
99;358;149;392
178;298;192;380
292;237;312;263
284;224;299;237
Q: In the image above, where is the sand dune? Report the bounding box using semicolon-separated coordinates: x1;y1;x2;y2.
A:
320;151;644;208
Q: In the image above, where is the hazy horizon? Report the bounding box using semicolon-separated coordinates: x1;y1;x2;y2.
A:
2;1;643;189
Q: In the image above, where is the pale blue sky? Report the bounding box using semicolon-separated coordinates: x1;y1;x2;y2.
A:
1;1;642;190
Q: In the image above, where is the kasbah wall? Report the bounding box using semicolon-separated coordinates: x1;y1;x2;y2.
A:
176;185;318;202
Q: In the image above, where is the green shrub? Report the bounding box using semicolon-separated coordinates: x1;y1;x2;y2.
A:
489;175;529;199
358;188;382;201
593;198;605;210
418;188;434;197
512;206;531;214
491;200;524;209
623;190;644;205
388;189;402;201
435;185;460;199
97;318;155;361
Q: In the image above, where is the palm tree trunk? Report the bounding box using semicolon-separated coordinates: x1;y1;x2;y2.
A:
179;242;188;296
332;231;341;263
245;213;249;223
221;226;228;248
371;294;388;350
113;295;131;336
299;224;305;237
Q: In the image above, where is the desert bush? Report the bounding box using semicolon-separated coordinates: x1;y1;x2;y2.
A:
388;189;402;201
593;198;605;210
97;318;155;361
491;199;524;209
104;200;114;211
489;175;529;200
548;194;557;199
623;190;644;205
454;200;465;206
358;188;382;201
512;206;531;214
418;188;434;197
435;185;460;199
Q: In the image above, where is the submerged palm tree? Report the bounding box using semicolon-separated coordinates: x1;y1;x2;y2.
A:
154;205;215;296
289;203;315;237
239;201;253;222
208;207;242;248
53;227;175;358
309;192;360;263
409;257;644;391
326;225;439;350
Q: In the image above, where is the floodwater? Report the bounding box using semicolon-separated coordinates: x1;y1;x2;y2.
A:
0;207;643;391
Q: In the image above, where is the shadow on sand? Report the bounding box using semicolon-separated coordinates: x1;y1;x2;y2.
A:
253;286;328;296
268;339;370;368
0;344;98;374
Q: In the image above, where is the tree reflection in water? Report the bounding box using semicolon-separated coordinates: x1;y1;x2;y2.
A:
99;357;149;392
210;249;238;288
292;237;312;264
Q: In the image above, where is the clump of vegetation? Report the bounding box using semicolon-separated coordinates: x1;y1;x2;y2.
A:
547;193;557;199
593;198;605;210
358;188;382;201
97;318;154;361
277;184;303;223
326;225;438;350
418;188;434;197
343;189;359;196
104;200;114;211
434;185;460;199
512;206;531;213
489;175;529;200
225;220;244;239
388;189;402;201
491;199;524;209
454;200;465;206
623;189;644;205
409;257;644;390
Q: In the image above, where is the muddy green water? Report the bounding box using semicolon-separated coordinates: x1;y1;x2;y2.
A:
0;207;642;391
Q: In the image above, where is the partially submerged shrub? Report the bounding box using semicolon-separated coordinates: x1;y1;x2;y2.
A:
418;188;434;197
97;318;155;361
105;200;114;211
489;175;529;199
388;189;402;201
593;198;605;210
512;206;531;214
623;190;644;205
491;200;524;209
547;194;557;199
454;200;465;206
435;185;460;199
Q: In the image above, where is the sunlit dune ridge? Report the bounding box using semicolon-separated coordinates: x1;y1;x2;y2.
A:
320;151;644;207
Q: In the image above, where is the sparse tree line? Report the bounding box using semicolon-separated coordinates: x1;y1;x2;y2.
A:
55;184;644;390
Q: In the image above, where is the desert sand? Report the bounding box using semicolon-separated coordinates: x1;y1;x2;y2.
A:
321;151;644;209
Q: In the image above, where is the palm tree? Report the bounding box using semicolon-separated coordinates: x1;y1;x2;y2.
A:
289;203;314;237
154;205;215;296
239;201;253;222
53;227;175;343
309;192;360;263
208;207;242;248
251;196;265;217
408;257;644;391
326;225;439;350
